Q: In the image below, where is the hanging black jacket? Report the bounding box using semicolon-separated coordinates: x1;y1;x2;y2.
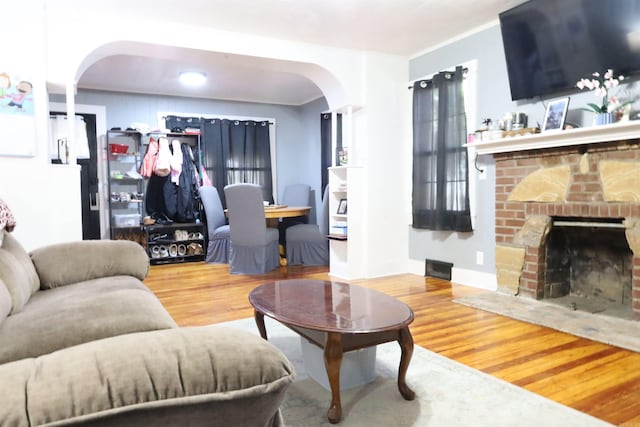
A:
163;143;200;222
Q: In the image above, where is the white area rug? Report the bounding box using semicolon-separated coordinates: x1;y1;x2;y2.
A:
218;317;613;427
454;291;640;353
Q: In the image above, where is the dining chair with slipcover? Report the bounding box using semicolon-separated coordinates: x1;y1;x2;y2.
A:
285;185;329;266
224;183;280;274
278;183;311;245
198;185;230;264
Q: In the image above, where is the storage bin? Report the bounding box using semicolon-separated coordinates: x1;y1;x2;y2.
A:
113;214;141;227
331;225;348;235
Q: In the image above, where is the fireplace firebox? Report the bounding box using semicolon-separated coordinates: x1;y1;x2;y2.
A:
544;217;633;318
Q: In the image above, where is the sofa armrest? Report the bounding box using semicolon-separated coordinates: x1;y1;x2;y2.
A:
30;240;149;289
0;325;295;427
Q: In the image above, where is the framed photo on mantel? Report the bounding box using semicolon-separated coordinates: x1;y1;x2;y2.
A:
542;97;570;132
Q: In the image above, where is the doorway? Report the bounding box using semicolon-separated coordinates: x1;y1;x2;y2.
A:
50;111;100;240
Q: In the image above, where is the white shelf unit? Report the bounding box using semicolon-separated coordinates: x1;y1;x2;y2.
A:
328;166;365;279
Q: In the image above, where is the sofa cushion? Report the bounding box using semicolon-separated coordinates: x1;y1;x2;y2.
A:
30;239;150;289
0;249;32;314
1;232;39;294
0;279;11;325
0;326;295;427
0;276;177;364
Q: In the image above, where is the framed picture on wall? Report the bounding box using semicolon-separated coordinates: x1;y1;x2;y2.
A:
337;199;347;215
542;97;570;132
336;147;349;166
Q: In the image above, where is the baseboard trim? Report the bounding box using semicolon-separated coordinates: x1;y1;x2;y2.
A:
451;267;497;291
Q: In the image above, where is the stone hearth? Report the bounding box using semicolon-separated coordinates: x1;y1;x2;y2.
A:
491;138;640;320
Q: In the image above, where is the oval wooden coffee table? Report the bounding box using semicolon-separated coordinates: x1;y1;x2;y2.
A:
249;279;415;424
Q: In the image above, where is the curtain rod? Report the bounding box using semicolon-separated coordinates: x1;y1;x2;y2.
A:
407;67;468;89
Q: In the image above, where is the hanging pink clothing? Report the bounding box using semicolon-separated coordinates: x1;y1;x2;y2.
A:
140;136;159;178
154;137;171;177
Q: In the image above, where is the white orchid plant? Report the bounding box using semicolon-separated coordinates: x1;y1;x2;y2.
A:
576;69;633;114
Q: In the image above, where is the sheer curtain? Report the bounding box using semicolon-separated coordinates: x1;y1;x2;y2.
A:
200;119;273;207
412;66;472;232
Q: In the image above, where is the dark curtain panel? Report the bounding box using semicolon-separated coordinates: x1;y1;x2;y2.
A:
320;113;342;191
200;119;273;207
412;66;471;231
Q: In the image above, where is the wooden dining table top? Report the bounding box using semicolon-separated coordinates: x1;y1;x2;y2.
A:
223;205;310;219
262;205;310;219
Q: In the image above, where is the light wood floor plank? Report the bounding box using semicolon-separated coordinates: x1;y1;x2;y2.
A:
144;263;640;426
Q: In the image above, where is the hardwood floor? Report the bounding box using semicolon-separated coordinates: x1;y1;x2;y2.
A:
144;262;640;426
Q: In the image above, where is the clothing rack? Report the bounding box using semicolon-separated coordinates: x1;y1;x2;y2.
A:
407;67;468;89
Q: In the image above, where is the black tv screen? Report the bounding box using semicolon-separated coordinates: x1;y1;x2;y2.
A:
499;0;640;100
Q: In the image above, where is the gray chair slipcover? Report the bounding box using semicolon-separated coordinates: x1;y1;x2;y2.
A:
224;183;280;274
279;183;311;245
285;185;329;266
198;186;231;264
281;184;311;207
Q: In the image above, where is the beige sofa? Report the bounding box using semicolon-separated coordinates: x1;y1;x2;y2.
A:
0;231;294;426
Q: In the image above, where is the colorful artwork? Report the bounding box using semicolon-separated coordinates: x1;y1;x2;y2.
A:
0;71;36;156
0;72;34;115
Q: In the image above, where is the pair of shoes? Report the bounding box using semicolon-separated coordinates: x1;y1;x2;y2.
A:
187;243;203;255
174;230;188;240
151;246;161;258
152;213;174;225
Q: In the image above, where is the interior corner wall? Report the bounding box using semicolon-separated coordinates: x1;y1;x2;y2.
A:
353;53;410;278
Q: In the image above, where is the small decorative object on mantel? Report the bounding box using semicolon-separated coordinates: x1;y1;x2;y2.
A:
576;69;634;125
542;97;570;132
336;147;349;166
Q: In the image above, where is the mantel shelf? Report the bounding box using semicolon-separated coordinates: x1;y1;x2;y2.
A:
468;120;640;155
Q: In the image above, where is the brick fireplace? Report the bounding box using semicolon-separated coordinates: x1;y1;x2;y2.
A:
490;137;640;320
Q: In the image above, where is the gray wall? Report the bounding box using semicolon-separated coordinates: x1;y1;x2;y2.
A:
407;23;601;274
55;90;328;211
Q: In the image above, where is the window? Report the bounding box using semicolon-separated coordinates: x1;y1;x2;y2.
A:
411;66;472;232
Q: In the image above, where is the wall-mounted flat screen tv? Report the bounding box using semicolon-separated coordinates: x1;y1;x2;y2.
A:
499;0;640;101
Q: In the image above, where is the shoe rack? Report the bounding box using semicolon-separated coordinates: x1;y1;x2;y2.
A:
145;222;206;265
107;129;145;239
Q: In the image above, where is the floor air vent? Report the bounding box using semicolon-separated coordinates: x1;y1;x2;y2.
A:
425;259;453;281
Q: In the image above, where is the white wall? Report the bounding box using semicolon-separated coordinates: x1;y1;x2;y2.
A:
0;0;82;250
0;0;410;277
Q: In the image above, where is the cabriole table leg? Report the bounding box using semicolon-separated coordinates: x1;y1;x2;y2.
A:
397;326;416;400
324;332;343;423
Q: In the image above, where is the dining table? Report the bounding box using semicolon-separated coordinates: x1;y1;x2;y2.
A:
262;204;311;226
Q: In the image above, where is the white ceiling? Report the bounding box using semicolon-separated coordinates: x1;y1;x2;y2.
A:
76;0;523;106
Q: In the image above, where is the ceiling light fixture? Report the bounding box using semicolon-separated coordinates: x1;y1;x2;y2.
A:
178;71;207;86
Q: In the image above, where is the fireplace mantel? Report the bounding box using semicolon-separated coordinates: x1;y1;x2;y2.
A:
471;120;640;155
